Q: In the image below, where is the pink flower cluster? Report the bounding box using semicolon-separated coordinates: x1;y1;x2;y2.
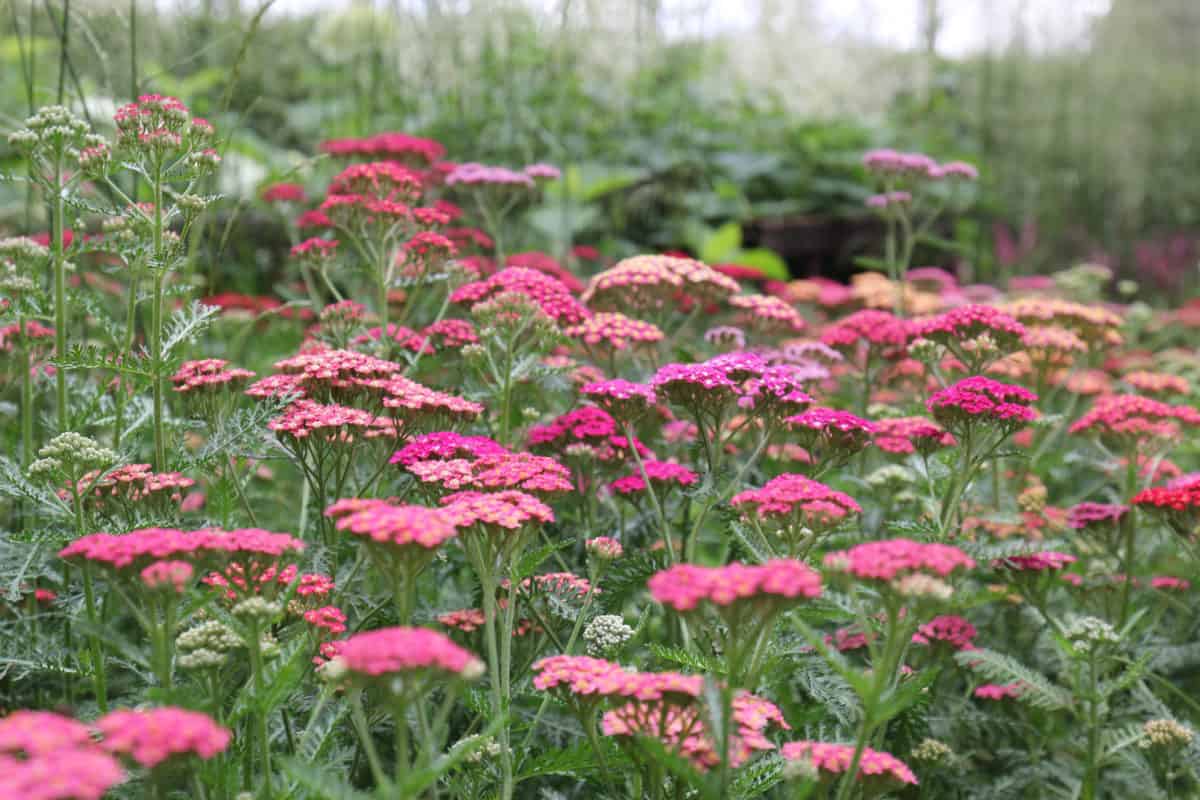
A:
528;406;617;448
780;740;918;786
269;399;396;441
729;293;807;333
1069;394;1200;441
563;312;664;350
820;310;909;353
333;626;483;679
912;615;977;650
730;473;862;528
96;707;230;768
927;376;1038;427
995;551;1077;572
648;560;822;612
911;304;1026;348
439;490;555;530
405;452;573;495
787;408;877;460
326;498;457;550
60;527;304;572
824;538;975;581
863;148;976;182
975;683;1023;700
261;182;306;203
304;606;348;636
140;560;194;593
532;655;703;701
586;536;624;559
445;162;536;187
738;365;815;418
319;132;446;164
171;358;255;392
601;691;788;770
873;416;955;454
580;379;657;421
581;254;739;310
1067;502;1129;529
70;463;195;509
610;460;698;495
0;711;123;800
451;267;589;325
390;432;508;466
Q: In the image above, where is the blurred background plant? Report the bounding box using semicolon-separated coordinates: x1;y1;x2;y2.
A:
1;0;1197;296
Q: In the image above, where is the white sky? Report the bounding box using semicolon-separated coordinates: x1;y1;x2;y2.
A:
271;0;1115;55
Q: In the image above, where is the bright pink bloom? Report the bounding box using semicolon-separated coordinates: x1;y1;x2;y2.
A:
928;376;1037;427
731;473;861;529
304;606;348;636
586;536;624;560
873;416;955;454
439;490;555;530
648;560;822;612
780;740;917;785
334;626;483;678
824;538;975;581
139;560;194;593
326;499;457;550
96;707;230;767
975;683;1022;700
391;432;508;466
610;461;698;495
912;615;977;650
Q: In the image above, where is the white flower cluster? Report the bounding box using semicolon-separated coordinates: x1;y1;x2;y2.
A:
177;620;241;670
1064;616;1120;655
583;614;634;656
28;432;118;478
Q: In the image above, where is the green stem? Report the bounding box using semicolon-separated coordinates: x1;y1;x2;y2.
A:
81;568;108;712
51;157;67;431
350;689;390;791
19;319;34;467
150;169;167;470
247;621;272;796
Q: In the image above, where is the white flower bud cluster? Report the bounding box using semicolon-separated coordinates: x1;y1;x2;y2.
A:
458;734;504;764
29;432;118;478
866;465;915;489
583;614;634;656
177;620;241;670
1139;719;1194;750
911;737;953;764
891;573;953;601
232;597;283;622
1064;616;1120;654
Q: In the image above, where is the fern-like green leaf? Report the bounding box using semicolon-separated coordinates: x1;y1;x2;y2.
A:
954;648;1072;711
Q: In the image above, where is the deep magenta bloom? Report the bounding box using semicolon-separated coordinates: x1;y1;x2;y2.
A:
912;615;977;650
610;460;698;496
927;376;1037;428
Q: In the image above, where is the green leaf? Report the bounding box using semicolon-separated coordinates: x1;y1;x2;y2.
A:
954;648;1072;711
279;755;375;800
700;222;742;264
731;248;789;280
647;643;724;675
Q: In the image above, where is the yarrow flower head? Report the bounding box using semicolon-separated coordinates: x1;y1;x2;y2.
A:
994;551;1077;572
738;365;815;421
927;376;1037;433
319;132;446;165
452;267;589;326
820;310;909;367
330;626;484;685
786;408;877;464
171;358;255;393
648;560;822;614
580;379;657;422
1131;480;1200;536
731;473;861;540
325;498;457;551
781;740;918;788
601;691;789;771
439;490;555;532
584;614;635;656
96;707;230;768
140;560;194;593
872;416;955;455
824;538;974;600
0;710;125;800
60;527;305;582
911;304;1026;370
729;293;807;334
586;536;624;560
390;432;507;466
609;460;698;496
582;254;739;311
1069;394;1200;449
912;615;977;650
1067;502;1129;531
405;451;573;497
563;312;664;352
